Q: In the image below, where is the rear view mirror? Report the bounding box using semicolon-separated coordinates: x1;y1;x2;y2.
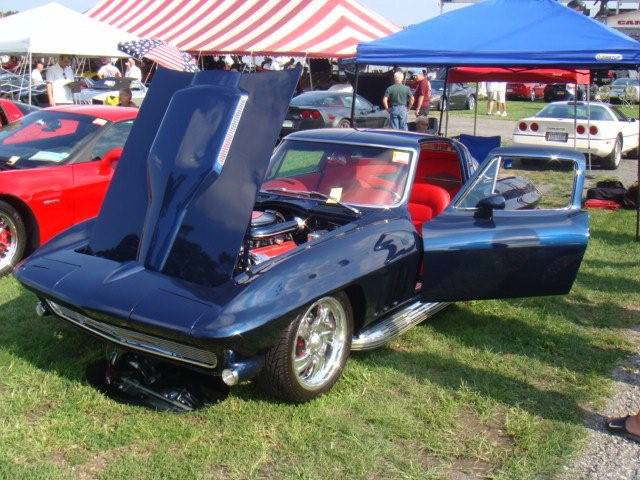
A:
99;147;123;174
475;194;506;219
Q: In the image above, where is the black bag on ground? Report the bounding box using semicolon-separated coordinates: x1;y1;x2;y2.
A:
586;180;627;204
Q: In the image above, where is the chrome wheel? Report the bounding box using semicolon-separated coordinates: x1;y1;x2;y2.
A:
292;297;348;391
0;212;18;272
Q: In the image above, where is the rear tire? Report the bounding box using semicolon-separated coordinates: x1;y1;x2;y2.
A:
603;136;622;170
466;95;476;111
257;292;353;403
0;200;27;276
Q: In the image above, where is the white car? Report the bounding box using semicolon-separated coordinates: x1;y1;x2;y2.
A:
513;101;638;169
73;77;147;107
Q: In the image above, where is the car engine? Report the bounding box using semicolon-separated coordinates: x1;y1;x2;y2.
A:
237;208;338;272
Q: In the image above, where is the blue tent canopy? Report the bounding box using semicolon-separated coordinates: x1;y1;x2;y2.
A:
355;0;640;67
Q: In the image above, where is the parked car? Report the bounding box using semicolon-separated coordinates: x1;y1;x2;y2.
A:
0;105;137;275
74;77;148;106
608;78;640;104
429;80;476;111
15;71;589;404
543;83;596;102
512;101;638;169
280;91;388;136
0;98;38;127
506;83;545;101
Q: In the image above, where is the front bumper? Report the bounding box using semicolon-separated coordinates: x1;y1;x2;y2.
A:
46;300;218;369
512;133;614;157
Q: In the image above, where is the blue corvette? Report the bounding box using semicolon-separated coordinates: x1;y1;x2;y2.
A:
15;68;589;403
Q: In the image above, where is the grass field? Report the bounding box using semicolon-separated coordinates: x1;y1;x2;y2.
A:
445;100;640;123
1;210;639;480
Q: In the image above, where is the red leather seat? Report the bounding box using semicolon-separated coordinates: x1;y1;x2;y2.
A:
408;183;450;232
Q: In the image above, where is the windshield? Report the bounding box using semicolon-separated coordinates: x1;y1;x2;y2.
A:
0;111;102;168
85;78;143;91
430;80;444;92
262;140;412;207
612;78;639;87
290;92;346;108
535;103;613;121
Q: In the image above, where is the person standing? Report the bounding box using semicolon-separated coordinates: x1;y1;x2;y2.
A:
45;56;74;107
124;58;142;81
496;82;508;117
31;61;45;86
383;71;414;131
97;58;121;79
413;71;431;117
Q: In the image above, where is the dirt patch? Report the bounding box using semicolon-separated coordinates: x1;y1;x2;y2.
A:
458;408;514;449
49;443;156;480
445;458;494;480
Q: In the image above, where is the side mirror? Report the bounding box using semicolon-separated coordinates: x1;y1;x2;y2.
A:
474;194;506;220
98;147;123;174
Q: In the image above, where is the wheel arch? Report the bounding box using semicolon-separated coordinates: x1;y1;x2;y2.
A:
0;194;39;256
344;283;366;333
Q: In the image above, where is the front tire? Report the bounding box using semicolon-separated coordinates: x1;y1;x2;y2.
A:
603;136;622;170
257;292;353;403
337;118;351;128
0;200;27;276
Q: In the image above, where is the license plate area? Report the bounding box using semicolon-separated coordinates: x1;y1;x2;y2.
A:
546;132;568;142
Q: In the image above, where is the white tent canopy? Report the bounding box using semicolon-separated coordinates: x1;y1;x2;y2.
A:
0;2;137;57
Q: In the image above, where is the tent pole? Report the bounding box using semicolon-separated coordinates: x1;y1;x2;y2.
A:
636;66;640;242
573;84;577;149
438;67;449;136
28;51;32;105
350;64;359;125
473;82;479;135
307;56;313;90
587;83;592;173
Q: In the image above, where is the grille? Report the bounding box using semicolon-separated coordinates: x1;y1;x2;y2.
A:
47;301;217;369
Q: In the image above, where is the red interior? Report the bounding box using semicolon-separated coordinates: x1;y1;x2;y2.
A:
3;120;80;145
263;147;463;233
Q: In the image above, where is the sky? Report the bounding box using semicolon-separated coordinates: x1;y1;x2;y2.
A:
0;0;461;26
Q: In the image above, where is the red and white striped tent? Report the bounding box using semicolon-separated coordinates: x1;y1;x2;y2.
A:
87;0;399;58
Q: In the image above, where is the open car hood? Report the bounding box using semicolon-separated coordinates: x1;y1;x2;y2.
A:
79;67;300;288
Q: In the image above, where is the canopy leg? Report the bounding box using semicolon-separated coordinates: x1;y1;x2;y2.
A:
636;67;640;242
350;65;359;127
438;67;449;136
473;82;479;136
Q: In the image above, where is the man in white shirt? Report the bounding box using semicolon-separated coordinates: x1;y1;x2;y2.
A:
97;58;122;79
31;61;44;86
124;58;142;81
45;56;74;106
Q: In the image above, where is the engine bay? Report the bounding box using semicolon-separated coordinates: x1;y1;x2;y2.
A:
237;205;346;272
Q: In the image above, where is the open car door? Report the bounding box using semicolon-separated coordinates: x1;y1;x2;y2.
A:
420;146;589;301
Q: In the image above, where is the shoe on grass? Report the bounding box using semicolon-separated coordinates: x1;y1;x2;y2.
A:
606;416;640;444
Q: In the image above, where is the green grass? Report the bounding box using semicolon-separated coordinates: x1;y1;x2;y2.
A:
447;100;640;122
1;211;639;479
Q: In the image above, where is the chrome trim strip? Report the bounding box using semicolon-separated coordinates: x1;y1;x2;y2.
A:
47;301;217;369
351;301;449;351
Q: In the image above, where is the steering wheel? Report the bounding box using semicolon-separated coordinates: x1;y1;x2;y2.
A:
262;178;308;192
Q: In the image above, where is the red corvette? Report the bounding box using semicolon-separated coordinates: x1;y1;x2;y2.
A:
506;83;546;101
0;104;138;275
0;98;39;127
